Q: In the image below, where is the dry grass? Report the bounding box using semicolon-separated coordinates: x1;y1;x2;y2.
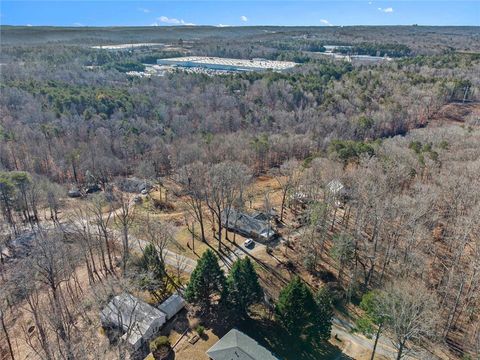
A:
171;328;219;360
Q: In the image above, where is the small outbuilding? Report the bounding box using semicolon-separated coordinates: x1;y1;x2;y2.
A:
100;293;166;351
157;293;185;320
327;180;345;196
326;179;349;206
206;328;280;360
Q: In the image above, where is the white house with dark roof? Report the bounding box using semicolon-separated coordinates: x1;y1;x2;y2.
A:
206;329;280;360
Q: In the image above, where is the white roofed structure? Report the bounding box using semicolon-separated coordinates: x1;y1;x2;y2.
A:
157;56;296;72
327;180;345;195
158;293;185;320
100;293;166;351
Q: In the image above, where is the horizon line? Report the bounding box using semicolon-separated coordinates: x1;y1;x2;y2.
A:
2;24;478;28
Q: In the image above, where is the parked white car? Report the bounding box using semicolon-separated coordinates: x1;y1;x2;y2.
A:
244;238;254;248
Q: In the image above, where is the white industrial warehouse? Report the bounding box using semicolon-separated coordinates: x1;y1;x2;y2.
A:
157;56;297;72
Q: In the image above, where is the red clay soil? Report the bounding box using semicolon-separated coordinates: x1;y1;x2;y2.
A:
428;102;480;127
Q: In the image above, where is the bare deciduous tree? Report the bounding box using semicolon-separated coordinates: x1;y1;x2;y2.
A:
380;280;439;360
115;192;135;275
205;161;250;250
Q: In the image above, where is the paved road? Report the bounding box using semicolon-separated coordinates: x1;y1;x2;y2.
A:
111;229;198;274
218;239;266;272
331;317;418;360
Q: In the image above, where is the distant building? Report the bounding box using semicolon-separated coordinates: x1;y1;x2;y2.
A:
100;293;166;351
327;180;345;196
222;208;276;242
326;180;349;206
206;328;280;360
157;56;296;72
116;177;153;194
289;185;312;207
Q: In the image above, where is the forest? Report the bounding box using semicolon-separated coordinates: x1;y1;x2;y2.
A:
0;25;480;360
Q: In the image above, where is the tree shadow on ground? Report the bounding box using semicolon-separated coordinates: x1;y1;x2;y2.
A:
237;316;353;360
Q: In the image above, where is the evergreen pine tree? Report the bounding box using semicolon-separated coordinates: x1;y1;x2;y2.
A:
142;243;165;278
315;287;334;341
275;277;333;341
140;243;168;303
275;277;318;337
226;257;263;315
185;249;226;309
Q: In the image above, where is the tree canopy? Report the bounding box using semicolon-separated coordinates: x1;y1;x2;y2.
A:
226;257;263;315
275;277;332;341
185;249;226;309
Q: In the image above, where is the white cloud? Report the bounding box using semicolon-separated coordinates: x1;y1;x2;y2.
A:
156;16;195;26
378;7;394;13
72;22;84;27
240;15;248;22
158;16;182;24
26;24;33;27
217;24;231;27
320;19;333;26
138;7;151;13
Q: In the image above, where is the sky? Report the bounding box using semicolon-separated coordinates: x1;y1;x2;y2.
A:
0;1;478;27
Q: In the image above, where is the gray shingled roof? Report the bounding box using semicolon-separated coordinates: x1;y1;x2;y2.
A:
222;209;275;241
206;329;280;360
157;293;185;320
100;293;166;348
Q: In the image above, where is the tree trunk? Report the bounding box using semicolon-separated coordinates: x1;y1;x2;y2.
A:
198;207;206;242
0;310;15;360
123;226;129;274
217;216;223;251
280;188;287;222
370;323;382;360
72;161;78;184
396;340;405;360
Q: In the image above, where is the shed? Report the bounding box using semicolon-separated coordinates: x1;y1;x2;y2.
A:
326;180;349;207
158;293;185;320
327;180;345;195
100;293;166;351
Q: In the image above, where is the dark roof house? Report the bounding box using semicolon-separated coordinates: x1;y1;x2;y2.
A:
251;209;278;221
222;209;276;242
206;329;280;360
